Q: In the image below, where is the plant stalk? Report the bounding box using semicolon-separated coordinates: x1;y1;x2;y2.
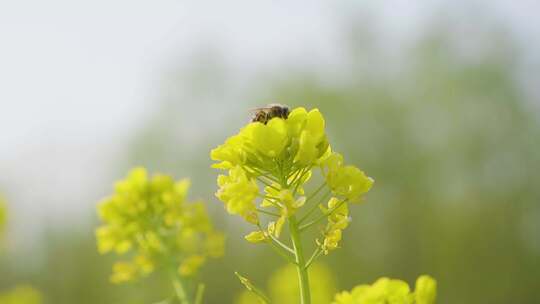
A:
289;215;311;304
194;284;205;304
171;273;191;304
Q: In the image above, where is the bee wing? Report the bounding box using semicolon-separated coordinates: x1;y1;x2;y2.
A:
266;103;287;108
249;106;269;112
248;107;271;117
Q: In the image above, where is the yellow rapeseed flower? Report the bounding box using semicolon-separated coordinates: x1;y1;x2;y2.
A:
414;276;437;304
213;106;374;304
216;166;259;224
317;197;349;254
245;230;267;243
211;107;373;255
211;107;330;181
321;153;374;202
96;167;224;283
333;275;437;304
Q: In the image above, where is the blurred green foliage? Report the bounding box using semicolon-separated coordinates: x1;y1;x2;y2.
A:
1;14;540;304
0;286;42;304
236;263;336;304
267;263;337;304
0;197;5;237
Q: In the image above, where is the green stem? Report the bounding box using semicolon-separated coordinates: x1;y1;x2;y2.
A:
194;284;205;304
289;215;311;304
171;273;191;304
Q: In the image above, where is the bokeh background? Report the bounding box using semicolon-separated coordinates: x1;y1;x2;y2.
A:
1;1;539;303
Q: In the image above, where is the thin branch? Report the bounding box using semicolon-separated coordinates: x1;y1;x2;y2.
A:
246;166;280;182
257;195;283;209
268;234;295;255
235;272;272;304
256;176;279;189
298;190;331;224
268;239;297;265
305;182;327;203
295;167;314;195
256;223;296;264
256;208;280;217
305;248;323;269
299;199;348;232
292;167;312;194
287;168;303;186
260;195;282;201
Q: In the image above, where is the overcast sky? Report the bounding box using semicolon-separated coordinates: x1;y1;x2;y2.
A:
0;0;538;248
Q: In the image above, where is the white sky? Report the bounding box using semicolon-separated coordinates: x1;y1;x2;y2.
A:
0;0;538;247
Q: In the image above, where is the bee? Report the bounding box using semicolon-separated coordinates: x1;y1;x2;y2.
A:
250;103;290;124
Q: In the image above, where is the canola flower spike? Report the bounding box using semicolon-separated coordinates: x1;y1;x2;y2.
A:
96;167;225;284
0;286;42;304
332;275;437;304
211;107;373;245
212;106;374;304
211;107;330;176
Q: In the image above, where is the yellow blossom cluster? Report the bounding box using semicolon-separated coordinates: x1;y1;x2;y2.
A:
96;168;225;283
333;276;437;304
211;107;373;253
317;198;348;254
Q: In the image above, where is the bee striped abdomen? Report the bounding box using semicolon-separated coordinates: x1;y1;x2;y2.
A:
250;104;290;124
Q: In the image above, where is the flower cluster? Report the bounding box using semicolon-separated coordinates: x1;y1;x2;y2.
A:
211;107;373;253
333;276;437;304
0;286;42;304
317;197;348;254
96;168;225;283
